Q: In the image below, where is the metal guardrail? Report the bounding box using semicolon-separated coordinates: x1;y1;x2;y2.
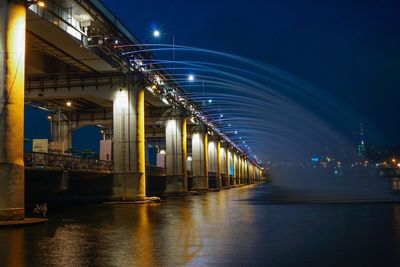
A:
146;165;167;176
24;152;112;172
25;153;195;176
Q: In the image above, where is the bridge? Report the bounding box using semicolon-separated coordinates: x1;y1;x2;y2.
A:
0;0;264;222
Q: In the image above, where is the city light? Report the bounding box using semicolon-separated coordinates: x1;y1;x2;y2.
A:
66;101;72;107
37;1;45;7
188;74;194;81
208;99;212;103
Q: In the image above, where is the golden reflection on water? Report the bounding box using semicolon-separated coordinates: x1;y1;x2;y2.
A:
0;228;26;267
0;186;258;266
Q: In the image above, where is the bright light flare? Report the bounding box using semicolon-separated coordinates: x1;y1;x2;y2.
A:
153;30;160;38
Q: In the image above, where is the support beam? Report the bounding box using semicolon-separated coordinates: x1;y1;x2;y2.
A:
165;114;187;193
0;0;26;221
232;152;237;187
191;131;208;191
237;155;242;185
112;78;146;201
207;138;218;188
217;141;223;188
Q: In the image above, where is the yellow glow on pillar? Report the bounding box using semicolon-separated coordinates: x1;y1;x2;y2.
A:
0;1;26;220
6;3;26;166
204;134;209;186
182;118;188;190
233;153;236;185
137;87;146;200
226;148;230;187
217;142;221;175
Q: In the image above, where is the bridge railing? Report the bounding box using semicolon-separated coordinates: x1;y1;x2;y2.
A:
24;152;112;172
146;165;167;176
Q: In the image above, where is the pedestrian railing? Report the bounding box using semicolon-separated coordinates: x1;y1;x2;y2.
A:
146;165;167;176
24;152;112;172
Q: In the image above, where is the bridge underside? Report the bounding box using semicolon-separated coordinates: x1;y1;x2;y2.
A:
0;0;264;222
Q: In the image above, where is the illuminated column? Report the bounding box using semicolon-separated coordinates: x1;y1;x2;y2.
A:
0;0;26;221
218;141;225;188
248;163;252;184
112;78;146;201
242;158;247;184
191;130;208;191
244;159;248;183
250;163;255;183
207;137;218;188
238;156;242;185
240;157;244;184
232;152;237;186
225;146;231;188
165;112;187;193
255;167;260;182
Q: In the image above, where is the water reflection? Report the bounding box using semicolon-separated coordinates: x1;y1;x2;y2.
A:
0;228;26;267
1;184;400;266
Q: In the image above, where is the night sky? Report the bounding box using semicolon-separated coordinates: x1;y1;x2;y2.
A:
101;0;400;145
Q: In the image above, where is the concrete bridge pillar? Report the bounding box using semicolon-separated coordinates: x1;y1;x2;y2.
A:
207;137;218;188
0;0;26;221
255;167;260;182
244;159;248;184
246;160;251;184
218;141;225;188
238;155;242;185
112;79;146;201
191;129;208;191
224;145;230;188
51;120;72;151
249;163;254;184
165;112;187;193
232;152;237;187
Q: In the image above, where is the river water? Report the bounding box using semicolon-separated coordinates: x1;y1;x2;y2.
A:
1;182;400;266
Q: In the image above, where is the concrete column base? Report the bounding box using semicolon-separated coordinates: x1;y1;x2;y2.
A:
230;177;235;187
165;175;187;193
191;176;208;191
112;173;145;201
0;163;24;221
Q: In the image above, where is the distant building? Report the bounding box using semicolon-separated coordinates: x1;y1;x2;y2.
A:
357;122;366;158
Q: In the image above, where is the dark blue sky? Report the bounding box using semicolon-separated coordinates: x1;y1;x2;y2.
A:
102;0;400;145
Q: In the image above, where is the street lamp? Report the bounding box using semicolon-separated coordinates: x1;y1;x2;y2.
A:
188;74;195;81
153;30;160;38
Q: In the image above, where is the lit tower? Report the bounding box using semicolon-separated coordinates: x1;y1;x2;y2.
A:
357;122;366;158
